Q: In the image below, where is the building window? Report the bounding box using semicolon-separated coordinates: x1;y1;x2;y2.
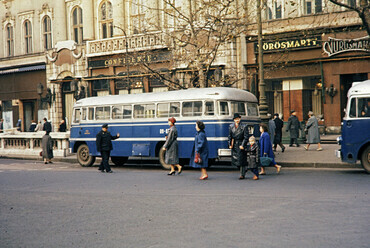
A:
72;7;83;43
348;0;356;7
6;24;14;57
275;1;282;19
130;0;144;34
92;79;109;96
24;20;32;54
100;1;113;39
43;16;52;50
304;0;322;15
264;0;283;20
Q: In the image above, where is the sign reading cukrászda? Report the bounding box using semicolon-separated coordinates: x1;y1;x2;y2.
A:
323;36;370;57
254;37;321;53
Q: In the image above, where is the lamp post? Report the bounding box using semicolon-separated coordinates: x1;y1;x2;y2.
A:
113;25;131;92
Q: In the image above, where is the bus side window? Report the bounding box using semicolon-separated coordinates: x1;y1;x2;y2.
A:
231;101;246;116
205;101;215;116
182;101;202;116
170;102;180;117
81;108;87;121
145;104;155;118
112;106;123;119
247;103;259;116
134;105;144;118
157;103;169;118
96;106;110;120
73;108;81;123
123;105;132;119
219;101;229;115
349;98;357;118
88;107;95;120
358;97;370;118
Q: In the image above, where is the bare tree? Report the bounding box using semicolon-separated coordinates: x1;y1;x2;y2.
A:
329;0;370;36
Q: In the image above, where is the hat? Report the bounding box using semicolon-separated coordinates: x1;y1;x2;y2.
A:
308;111;314;116
290;110;296;114
168;117;176;124
102;123;108;128
233;113;241;119
274;113;279;117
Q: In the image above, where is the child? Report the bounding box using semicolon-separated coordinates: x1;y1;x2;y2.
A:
244;136;260;180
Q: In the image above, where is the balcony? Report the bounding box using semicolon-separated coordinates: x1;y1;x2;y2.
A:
86;32;169;57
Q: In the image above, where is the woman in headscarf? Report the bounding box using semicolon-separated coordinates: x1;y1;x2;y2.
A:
163;117;182;175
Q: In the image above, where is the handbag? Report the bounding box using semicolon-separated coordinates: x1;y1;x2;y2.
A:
39;151;43;157
194;152;202;164
260;154;273;166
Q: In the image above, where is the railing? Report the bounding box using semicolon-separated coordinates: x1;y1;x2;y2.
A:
86;31;168;57
0;131;70;157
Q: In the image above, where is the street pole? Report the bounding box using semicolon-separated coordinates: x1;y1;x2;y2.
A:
257;0;268;122
113;26;131;93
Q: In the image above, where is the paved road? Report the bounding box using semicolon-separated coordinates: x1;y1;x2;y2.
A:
0;159;369;248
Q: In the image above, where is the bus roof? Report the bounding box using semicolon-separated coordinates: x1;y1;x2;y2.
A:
348;80;370;97
74;87;258;107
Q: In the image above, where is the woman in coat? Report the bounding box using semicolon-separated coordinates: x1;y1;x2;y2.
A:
259;123;281;175
228;113;249;169
42;131;53;164
304;111;323;151
189;121;209;180
163;117;182;175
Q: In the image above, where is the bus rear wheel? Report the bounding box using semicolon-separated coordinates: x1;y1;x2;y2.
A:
361;145;370;174
159;148;171;170
77;144;95;167
111;156;128;166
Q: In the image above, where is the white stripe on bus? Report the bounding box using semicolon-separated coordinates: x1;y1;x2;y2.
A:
69;137;228;142
72;121;236;128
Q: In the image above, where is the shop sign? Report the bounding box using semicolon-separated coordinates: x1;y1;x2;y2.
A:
254;36;321;53
88;51;171;68
323;36;370;57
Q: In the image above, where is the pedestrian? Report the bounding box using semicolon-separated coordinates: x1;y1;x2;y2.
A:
16;119;22;131
243;136;260;180
304;111;323;151
286;110;301;147
189;120;209;180
43;118;52;133
42;131;53;164
0;118;4;133
34;121;42;132
29;120;37;132
259;123;281;175
59;119;67;132
163;117;182;175
96;123;120;173
228;113;249;176
268;114;276;145
273;113;285;152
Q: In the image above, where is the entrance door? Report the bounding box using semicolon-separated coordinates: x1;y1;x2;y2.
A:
23;101;35;132
340;74;368;120
64;93;74;129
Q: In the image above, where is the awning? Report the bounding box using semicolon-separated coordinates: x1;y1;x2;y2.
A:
0;64;46;75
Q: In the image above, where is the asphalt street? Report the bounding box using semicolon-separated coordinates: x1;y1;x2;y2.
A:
0;159;369;248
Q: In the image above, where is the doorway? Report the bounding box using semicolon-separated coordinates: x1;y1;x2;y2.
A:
340;74;368;119
23;101;35;132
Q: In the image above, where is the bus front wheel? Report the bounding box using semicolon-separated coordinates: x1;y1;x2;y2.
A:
77;144;96;167
159;148;171;170
361;145;370;174
111;156;128;166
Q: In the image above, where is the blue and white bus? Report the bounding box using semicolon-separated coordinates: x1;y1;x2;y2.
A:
70;87;261;168
336;80;370;173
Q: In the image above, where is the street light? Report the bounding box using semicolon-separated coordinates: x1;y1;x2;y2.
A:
113;25;131;91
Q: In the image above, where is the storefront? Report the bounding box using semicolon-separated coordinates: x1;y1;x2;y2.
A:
245;28;370;133
0;64;47;132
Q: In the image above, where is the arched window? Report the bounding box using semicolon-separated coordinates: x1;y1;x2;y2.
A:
43;16;52;50
24;20;32;54
72;6;83;43
6;24;14;57
100;1;113;39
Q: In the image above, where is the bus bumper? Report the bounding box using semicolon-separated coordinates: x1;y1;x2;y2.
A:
218;149;231;157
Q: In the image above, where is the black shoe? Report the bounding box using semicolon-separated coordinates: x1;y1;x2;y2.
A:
296;145;300;147
106;170;113;173
282;147;285;153
289;145;293;147
99;169;105;173
167;171;176;175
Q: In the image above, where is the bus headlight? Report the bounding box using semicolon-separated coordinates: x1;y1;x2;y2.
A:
337;136;342;145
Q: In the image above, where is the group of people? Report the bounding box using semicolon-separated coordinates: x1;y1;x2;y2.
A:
28;118;66;133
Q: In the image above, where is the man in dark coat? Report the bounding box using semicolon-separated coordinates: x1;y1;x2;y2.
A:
43;118;52;133
228;113;249;169
0;118;4;133
286;110;301;147
29;120;37;132
96;124;120;173
273;113;285;152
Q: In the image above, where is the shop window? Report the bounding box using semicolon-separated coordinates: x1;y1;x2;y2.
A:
205;101;215;116
6;24;14;57
134;104;155;118
72;7;83;44
92;79;109;96
219;101;229;116
24;20;32;54
182;101;202;117
231;102;246;116
100;1;113;38
43;16;52;50
96;106;111;120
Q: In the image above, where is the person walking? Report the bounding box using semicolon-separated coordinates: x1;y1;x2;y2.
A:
59;119;67;132
43;118;52;133
163;117;182;175
42;131;53;164
29;120;37;132
228;113;249;178
286;110;301;147
34;121;43;132
259;123;281;175
268;114;276;145
189;121;209;180
0;119;4;133
16;119;22;132
273;113;285;152
96;124;120;173
304;111;323;151
243;136;260;180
